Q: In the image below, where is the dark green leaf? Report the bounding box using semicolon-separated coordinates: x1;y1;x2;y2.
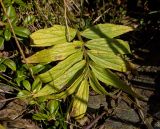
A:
0;37;4;50
23;15;35;25
0;30;4;35
14;26;31;38
2;5;17;22
4;29;11;41
3;58;16;71
0;64;7;72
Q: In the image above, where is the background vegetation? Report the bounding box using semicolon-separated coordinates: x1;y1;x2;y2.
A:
0;0;160;129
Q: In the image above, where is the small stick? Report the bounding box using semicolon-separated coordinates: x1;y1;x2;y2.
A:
82;112;106;129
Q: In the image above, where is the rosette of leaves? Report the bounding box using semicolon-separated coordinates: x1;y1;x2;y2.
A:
25;24;137;119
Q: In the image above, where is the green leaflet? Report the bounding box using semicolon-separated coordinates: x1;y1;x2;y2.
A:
81;23;133;39
71;78;89;119
33;60;86;97
0;37;4;50
90;63;137;96
89;71;110;95
13;26;31;38
23;15;35;25
22;80;31;91
4;29;11;41
3;58;16;71
30;25;77;47
85;38;131;54
38;51;83;83
88;50;127;72
32;77;42;92
3;5;17;22
0;64;6;72
47;100;59;114
26;41;83;63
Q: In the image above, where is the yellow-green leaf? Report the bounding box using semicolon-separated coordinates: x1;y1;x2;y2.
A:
89;71;110;95
85;38;131;54
33;60;86;97
26;41;83;63
30;25;77;47
46;74;84;99
38;51;83;83
88;50;127;72
22;80;31;91
71;79;89;119
90;63;137;96
81;23;133;39
48;60;86;92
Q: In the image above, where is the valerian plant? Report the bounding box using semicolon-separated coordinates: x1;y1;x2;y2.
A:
19;24;140;119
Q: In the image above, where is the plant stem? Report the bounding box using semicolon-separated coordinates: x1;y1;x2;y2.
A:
0;1;34;79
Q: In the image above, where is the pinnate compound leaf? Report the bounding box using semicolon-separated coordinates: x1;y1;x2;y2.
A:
90;63;137;97
71;79;89;119
30;25;77;47
38;51;83;83
85;38;131;54
26;41;83;63
88;50;127;72
81;23;133;39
